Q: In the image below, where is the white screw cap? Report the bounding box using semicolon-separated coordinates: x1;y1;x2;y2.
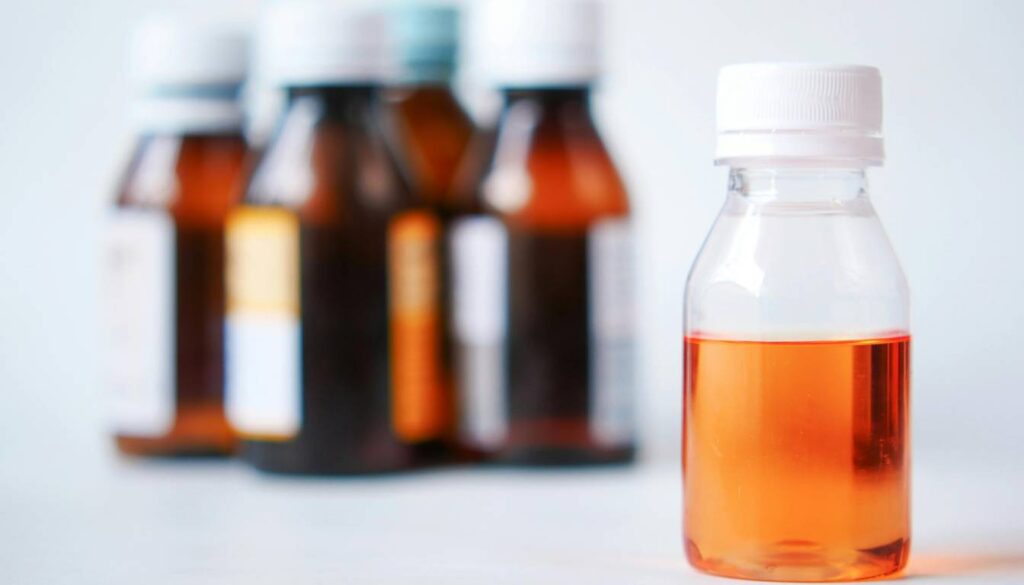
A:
715;63;884;165
260;1;388;87
476;0;601;87
130;15;249;90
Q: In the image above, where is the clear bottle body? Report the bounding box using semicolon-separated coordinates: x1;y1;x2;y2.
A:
683;166;910;581
451;88;636;464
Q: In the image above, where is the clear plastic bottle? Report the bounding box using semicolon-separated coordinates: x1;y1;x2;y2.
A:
103;17;249;456
450;0;635;464
684;64;910;581
225;3;445;474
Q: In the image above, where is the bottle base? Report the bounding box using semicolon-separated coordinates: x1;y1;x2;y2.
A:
239;438;431;476
685;537;909;582
115;408;235;457
495;444;635;467
115;436;234;458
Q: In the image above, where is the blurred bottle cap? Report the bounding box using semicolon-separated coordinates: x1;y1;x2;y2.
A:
130;15;249;92
260;1;388;87
387;3;459;84
475;0;601;88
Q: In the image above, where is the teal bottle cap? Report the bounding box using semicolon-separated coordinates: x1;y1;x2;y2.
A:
389;3;459;84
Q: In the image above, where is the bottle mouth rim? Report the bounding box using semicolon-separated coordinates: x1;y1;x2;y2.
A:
715;131;884;166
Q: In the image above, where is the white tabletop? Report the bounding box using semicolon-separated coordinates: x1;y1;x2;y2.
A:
3;449;1022;584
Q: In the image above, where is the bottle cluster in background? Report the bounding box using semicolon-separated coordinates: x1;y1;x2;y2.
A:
103;2;914;580
103;0;637;473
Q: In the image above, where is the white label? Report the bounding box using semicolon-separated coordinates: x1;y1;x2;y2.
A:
588;219;635;447
103;210;175;436
451;217;508;344
224;208;301;439
226;314;301;437
450;217;508;447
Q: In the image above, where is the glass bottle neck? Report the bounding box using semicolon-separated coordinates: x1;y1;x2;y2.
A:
287;85;377;105
394;71;455;88
502;87;592;109
391;85;457;100
729;167;869;203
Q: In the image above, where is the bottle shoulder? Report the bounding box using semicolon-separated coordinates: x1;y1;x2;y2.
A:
117;133;247;224
477;100;629;230
383;88;475;207
686;196;909;340
245;97;413;224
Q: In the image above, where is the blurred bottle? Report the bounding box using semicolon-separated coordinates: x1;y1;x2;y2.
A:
225;2;446;474
382;4;475;458
384;4;474;213
104;18;249;456
451;0;635;464
684;64;910;581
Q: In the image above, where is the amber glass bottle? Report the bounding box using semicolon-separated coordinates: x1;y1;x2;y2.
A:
383;5;475;457
384;5;474;214
451;0;635;464
104;19;248;456
225;4;445;474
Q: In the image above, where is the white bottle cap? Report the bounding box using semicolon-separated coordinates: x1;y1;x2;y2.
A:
476;0;601;87
130;16;249;91
261;1;388;87
129;16;249;133
715;63;884;165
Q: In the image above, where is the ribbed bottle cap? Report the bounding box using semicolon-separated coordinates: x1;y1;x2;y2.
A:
388;4;458;84
130;16;249;91
715;63;884;165
477;0;600;87
262;1;388;87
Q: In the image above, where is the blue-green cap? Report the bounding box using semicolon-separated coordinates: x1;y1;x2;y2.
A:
389;3;459;83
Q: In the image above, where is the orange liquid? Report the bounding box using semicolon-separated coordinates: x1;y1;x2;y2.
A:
683;335;910;582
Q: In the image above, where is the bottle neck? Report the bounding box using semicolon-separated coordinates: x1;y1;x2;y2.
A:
502;86;592;109
390;84;456;100
729;167;869;203
133;84;244;135
287;85;377;105
394;65;455;87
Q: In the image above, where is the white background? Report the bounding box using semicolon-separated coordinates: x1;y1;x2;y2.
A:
1;0;1023;582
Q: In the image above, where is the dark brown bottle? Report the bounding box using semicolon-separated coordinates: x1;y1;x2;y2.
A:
451;0;635;464
225;5;446;474
104;20;248;456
